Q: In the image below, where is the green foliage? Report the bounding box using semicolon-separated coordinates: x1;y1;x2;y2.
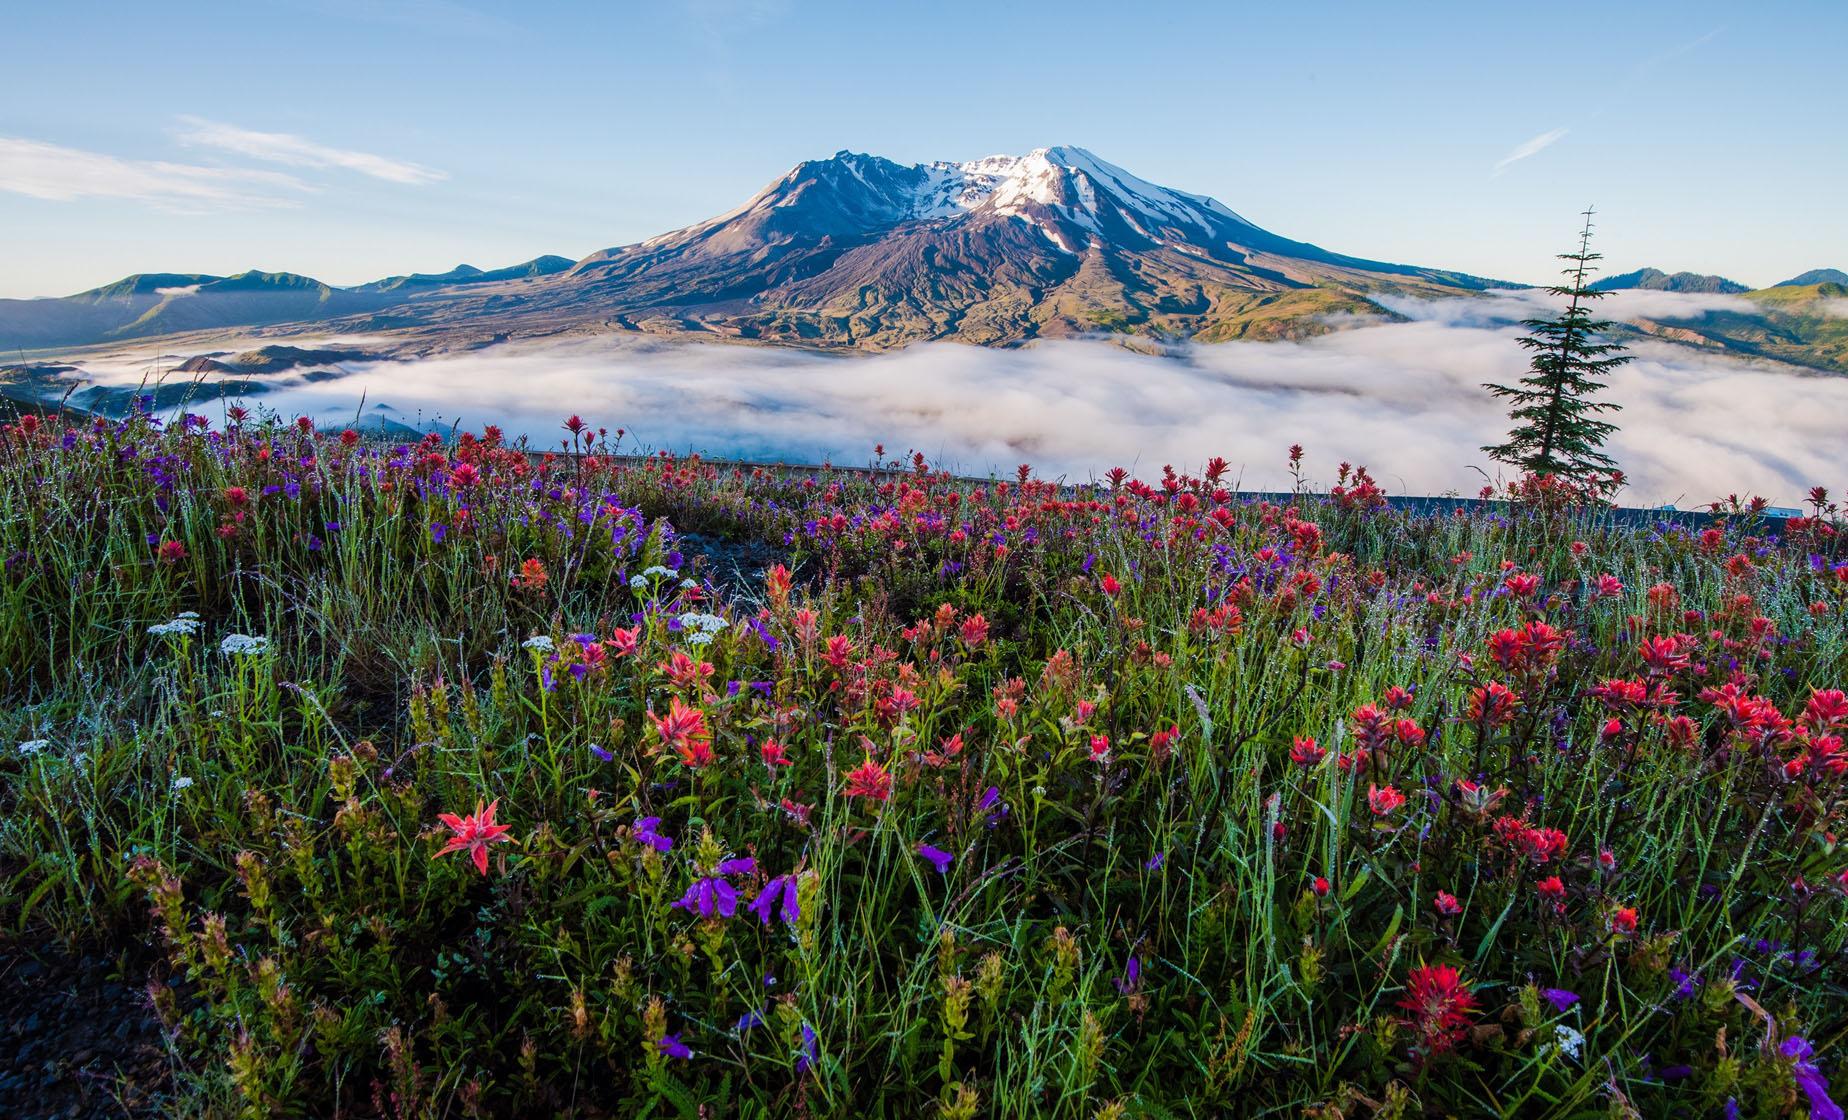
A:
1;414;1844;1117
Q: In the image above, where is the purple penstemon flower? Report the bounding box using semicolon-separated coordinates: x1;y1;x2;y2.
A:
1781;1036;1842;1120
749;874;800;926
795;1022;819;1074
672;857;758;919
672;876;739;918
1540;988;1579;1013
632;816;674;853
1114;955;1143;994
917;843;952;874
588;743;614;763
656;1033;692;1060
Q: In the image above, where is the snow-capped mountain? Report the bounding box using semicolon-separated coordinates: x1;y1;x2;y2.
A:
3;146;1511;354
538;145;1502;347
637;146;1254;250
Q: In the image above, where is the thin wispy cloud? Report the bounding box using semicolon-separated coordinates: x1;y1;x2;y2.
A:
1631;26;1724;78
0;137;308;211
175;117;447;185
1492;127;1569;176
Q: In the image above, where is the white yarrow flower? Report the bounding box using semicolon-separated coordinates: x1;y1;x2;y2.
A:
171;775;195;792
1552;1024;1584;1060
219;634;269;656
522;635;556;652
676;612;729;634
17;739;51;757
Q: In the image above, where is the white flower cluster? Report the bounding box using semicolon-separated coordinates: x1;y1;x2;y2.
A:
147;611;202;637
219;634;269;657
677;612;730;646
16;739;51;757
628;565;681;592
1552;1024;1584;1060
171;775;195;792
521;635;557;653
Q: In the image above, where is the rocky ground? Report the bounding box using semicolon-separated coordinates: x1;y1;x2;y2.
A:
0;949;170;1119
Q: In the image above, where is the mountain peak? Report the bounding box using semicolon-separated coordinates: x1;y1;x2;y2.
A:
771;146;1251;253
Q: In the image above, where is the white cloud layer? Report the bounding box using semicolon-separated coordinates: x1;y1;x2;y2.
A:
174;117;447;185
66;290;1848;509
0;137;307;210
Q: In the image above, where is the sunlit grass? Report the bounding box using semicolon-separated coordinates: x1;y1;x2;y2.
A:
1;410;1843;1117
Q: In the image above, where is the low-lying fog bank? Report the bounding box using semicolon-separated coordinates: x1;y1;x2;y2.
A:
18;290;1846;506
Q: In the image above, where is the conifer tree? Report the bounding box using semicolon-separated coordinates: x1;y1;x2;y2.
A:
1483;208;1629;491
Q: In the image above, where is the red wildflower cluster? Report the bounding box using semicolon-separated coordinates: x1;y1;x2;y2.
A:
1396;964;1477;1055
1486;620;1567;674
651;697;714;767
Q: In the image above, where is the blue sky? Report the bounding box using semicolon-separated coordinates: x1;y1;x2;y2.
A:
3;0;1842;299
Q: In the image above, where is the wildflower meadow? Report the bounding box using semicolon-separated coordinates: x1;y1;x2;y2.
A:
1;409;1844;1118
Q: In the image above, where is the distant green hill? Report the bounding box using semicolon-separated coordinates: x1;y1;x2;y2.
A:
0;256;569;352
1592;267;1747;294
1625;281;1848;374
353;255;574;293
1773;268;1848;287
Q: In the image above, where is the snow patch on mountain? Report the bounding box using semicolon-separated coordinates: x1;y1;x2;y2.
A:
905;146;1254;251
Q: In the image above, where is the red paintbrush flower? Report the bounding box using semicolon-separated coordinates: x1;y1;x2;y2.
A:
1467;682;1519;727
435;799;515;876
1367;783;1406;816
650;697;713;767
1396;963;1477;1055
513;557;548;592
1290;736;1326;767
842;756;892;802
959;613;990;647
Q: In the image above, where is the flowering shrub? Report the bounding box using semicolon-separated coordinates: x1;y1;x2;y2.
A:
1;410;1844;1117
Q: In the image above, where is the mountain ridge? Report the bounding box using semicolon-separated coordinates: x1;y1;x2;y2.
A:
0;257;572;351
1;147;1841;372
1591;267;1748;295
